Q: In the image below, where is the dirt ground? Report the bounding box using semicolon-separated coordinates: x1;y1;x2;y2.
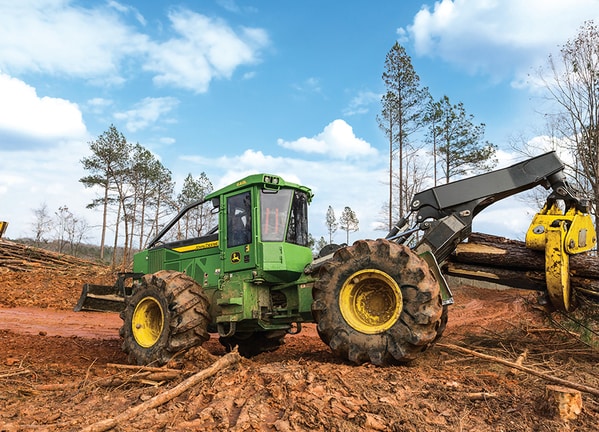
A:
1;263;598;431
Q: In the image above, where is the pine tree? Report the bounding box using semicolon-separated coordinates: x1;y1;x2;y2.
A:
325;206;338;244
339;206;359;244
378;42;429;228
434;96;497;182
80;125;131;260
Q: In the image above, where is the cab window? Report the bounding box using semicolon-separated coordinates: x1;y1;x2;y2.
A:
227;192;252;247
261;189;292;242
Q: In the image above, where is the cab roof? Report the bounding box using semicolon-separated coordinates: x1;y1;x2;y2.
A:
205;173;313;202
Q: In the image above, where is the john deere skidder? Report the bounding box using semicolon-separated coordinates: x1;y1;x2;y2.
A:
76;152;596;366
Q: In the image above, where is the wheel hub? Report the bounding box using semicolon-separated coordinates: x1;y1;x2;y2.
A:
132;297;164;348
339;269;402;334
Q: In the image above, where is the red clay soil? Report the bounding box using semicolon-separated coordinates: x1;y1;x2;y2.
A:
0;261;598;431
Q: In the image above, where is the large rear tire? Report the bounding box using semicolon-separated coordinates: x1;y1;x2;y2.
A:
312;239;444;365
119;270;210;365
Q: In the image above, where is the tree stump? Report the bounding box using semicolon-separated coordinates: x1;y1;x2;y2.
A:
545;385;582;421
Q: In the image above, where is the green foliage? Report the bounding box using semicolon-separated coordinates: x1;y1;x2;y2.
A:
339;206;359;244
552;295;599;349
378;42;430;224
433;95;497;182
78;124;213;262
175;172;216;240
313;236;328;256
80;124;131;193
378;44;497;235
380;42;429;142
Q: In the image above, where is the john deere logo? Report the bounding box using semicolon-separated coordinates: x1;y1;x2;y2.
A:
231;252;241;263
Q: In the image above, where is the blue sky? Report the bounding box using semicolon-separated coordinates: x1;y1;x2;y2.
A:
1;0;598;245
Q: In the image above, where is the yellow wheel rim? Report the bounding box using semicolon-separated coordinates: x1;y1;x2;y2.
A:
339;269;402;334
132;297;164;348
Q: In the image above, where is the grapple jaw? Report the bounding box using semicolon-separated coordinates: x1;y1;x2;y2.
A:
526;202;597;311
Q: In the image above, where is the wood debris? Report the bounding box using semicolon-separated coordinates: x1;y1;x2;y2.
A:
80;351;241;432
438;343;599;397
0;239;102;273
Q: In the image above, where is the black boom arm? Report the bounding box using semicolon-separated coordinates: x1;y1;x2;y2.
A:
386;151;585;263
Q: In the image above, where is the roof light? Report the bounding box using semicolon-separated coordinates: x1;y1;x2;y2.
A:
263;175;280;185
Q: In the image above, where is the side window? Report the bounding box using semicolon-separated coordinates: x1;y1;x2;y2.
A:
287;191;309;246
227;192;252;247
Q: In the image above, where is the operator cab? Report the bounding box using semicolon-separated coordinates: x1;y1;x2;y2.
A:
141;174;314;282
219;175;313;280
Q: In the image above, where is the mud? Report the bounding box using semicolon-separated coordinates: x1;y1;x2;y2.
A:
1;269;598;431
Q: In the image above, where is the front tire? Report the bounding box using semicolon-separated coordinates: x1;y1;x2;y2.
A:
119;270;210;365
312;239;444;365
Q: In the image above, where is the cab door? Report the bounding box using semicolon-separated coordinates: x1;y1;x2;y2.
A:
222;189;256;273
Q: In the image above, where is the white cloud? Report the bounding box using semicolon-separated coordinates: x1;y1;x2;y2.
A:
0;138;102;241
107;1;146;26
159;137;176;146
85;98;114;115
114;97;179;133
0;72;94;239
343;90;381;116
277;119;378;160
144;9;269;93
292;77;322;94
403;0;599;85
179;148;389;244
0;2;269;92
0;72;86;143
0;1;146;82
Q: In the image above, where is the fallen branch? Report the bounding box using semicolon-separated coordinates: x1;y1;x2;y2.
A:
438;343;599;397
80;351;241;432
34;370;181;392
467;392;498;400
510;349;528;375
35;382;80;391
0;369;32;379
106;363;183;373
107;363;184;382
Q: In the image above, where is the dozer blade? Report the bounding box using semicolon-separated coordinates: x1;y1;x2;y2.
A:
74;283;125;312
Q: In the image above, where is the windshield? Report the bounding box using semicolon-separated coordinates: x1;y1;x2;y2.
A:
260;189;309;246
261;189;291;242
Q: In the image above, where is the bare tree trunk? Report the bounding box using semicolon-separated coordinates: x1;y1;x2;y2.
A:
389;129;393;230
100;185;108;260
111;202;121;269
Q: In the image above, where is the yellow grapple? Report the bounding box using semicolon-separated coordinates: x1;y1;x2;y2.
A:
526;203;597;311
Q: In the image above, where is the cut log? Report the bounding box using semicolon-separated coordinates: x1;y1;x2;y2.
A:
444;262;547;291
451;233;599;279
443;233;599;298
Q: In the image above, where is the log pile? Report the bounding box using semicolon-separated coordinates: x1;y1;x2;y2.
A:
444;233;599;298
0;239;100;273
